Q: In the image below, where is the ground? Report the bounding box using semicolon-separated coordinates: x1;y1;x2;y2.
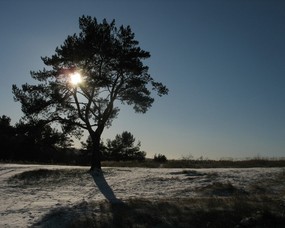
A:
0;163;284;227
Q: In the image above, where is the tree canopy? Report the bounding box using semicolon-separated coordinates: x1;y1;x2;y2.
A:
0;115;72;162
105;131;146;161
12;15;168;170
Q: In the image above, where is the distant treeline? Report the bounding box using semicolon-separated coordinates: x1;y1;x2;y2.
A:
3;157;284;169
163;158;285;168
0;115;147;165
99;158;285;168
1;115;285;168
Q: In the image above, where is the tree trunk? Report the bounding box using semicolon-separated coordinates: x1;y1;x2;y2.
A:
90;133;102;171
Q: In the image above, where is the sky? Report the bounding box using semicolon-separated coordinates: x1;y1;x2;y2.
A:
0;0;284;160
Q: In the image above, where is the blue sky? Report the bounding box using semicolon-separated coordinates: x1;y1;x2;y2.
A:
0;0;284;159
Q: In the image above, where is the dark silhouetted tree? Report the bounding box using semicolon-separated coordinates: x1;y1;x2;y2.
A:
154;153;167;163
15;119;73;161
81;135;106;162
0;115;73;162
0;115;16;159
105;131;146;161
12;15;168;171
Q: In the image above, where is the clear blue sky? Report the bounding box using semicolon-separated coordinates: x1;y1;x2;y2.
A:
1;0;284;159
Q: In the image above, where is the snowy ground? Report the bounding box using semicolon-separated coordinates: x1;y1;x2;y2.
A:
0;163;284;227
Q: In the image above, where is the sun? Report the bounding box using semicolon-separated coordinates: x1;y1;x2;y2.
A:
70;72;82;85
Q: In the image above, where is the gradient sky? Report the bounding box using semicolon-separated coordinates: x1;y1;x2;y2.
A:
1;0;284;159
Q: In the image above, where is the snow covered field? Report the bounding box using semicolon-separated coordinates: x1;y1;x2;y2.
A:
0;163;284;227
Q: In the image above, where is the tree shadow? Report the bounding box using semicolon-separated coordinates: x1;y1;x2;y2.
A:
90;171;123;204
32;170;136;227
89;171;135;226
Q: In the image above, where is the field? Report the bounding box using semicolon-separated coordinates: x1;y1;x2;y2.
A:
1;163;285;227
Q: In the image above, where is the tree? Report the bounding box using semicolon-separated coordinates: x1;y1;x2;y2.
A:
0;115;73;162
12;16;168;171
80;135;106;163
14;119;73;162
0;115;16;160
105;131;146;161
154;153;167;163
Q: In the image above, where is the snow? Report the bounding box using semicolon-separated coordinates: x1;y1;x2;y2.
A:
0;163;284;227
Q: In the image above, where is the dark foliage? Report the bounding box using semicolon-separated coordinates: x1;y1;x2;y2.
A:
82;131;146;162
0;115;73;163
154;153;168;163
104;131;146;161
0;115;17;159
0;115;147;165
12;15;168;170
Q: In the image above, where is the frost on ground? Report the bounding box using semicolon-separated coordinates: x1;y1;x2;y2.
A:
0;163;284;227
